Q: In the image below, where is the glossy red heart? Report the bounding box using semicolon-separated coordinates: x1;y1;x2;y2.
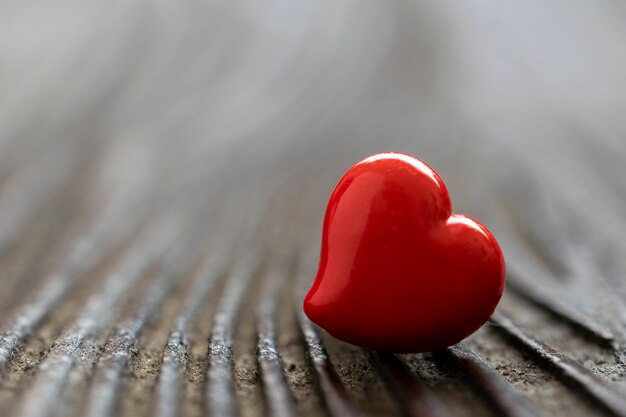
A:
304;153;505;353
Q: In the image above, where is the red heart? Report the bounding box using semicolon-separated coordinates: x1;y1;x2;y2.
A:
304;153;505;353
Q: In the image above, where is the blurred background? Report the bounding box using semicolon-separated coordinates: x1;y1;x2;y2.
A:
0;1;625;417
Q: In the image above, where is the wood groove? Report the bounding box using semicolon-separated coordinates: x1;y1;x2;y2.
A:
491;312;626;417
256;261;298;417
367;351;447;417
205;197;275;417
440;344;540;417
297;311;363;417
154;242;232;417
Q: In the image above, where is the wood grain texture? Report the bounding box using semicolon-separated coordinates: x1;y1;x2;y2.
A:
0;1;625;416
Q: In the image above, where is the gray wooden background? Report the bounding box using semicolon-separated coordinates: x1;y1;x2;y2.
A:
1;1;626;416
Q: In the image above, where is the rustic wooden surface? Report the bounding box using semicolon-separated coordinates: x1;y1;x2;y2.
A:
1;1;626;416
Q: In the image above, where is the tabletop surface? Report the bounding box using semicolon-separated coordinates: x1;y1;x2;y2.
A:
1;2;626;416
